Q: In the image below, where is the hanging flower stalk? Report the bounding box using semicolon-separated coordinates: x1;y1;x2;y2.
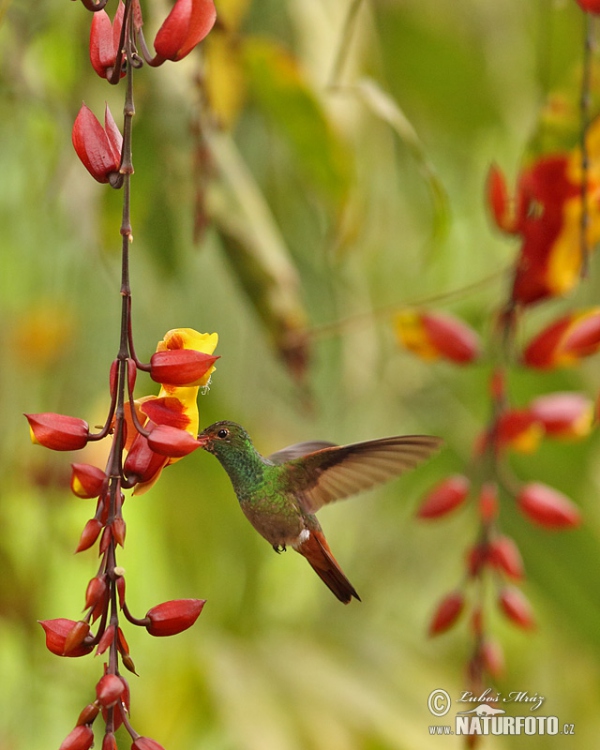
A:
26;2;217;749
394;97;598;746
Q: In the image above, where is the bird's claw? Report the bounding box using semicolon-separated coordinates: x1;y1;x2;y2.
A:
272;544;287;554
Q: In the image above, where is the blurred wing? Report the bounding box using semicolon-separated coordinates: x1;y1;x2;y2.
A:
268;441;337;464
289;435;443;514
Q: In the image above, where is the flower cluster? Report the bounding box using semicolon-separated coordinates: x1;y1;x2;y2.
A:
27;2;218;749
395;109;598;723
27;328;217;750
72;0;216;182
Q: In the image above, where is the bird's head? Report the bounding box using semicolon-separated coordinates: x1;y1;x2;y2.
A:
197;421;252;458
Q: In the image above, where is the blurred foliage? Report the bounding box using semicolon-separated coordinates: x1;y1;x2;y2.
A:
1;1;600;749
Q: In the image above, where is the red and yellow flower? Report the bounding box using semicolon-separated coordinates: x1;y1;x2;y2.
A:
394;309;480;365
488;117;600;306
124;328;218;493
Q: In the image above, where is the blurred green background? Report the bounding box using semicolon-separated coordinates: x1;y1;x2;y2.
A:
1;0;600;748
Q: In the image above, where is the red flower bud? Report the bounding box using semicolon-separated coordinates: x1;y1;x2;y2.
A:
479;482;498;521
150;349;220;386
487;164;517;233
116;574;126;609
153;0;216;63
131;737;166;750
59;725;94;750
123;432;169;486
76;703;100;727
489;536;524;580
96;625;115;656
529;392;593;440
26;413;89;451
494;408;543;454
145;598;205;637
96;673;125;708
481;638;505;678
100;674;130;731
85;576;108;611
39;619;93;657
467;543;489;577
76;518;103;553
523;308;600;369
498;587;535;629
395;310;480;365
147;424;202;458
71;463;106;498
72;104;123;184
89;1;126;79
102;733;118;750
416;475;470;519
64;620;91;655
576;0;600;12
421;311;481;364
517;482;581;529
428;591;464;636
112;517;127;547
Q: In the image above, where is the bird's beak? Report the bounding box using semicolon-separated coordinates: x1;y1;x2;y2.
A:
196;434;209;448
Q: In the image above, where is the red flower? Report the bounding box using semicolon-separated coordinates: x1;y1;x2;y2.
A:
489;536;524;580
395;309;480;364
96;674;125;708
76;518;103;553
523;308;600;369
576;0;600;12
85;576;108;611
493;408;543;454
131;737;166;750
428;591;464;636
26;413;89;451
123;430;169;487
150;349;219;386
147;424;202;458
39;619;93;657
72;104;123;184
529;392;593;439
416;475;470;519
71;463;106;498
76;704;100;727
153;0;217;63
59;725;94;750
517;482;581;529
486;164;517;233
481;638;505;678
498;587;535;629
89;0;126;79
145;598;206;636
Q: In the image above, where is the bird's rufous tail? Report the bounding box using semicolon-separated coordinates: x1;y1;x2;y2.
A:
295;530;360;604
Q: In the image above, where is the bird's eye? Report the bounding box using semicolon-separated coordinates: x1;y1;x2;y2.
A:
217;428;229;439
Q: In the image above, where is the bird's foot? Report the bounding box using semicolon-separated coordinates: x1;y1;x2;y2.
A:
272;543;287;554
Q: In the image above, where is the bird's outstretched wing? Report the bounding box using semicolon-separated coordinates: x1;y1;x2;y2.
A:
267;441;337;464
285;435;443;514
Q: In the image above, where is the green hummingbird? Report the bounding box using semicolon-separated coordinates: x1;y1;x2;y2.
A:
197;421;442;604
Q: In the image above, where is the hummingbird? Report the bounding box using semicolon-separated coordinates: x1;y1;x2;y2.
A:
197;421;442;604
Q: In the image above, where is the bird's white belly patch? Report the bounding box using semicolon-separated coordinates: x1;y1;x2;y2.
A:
291;529;310;549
